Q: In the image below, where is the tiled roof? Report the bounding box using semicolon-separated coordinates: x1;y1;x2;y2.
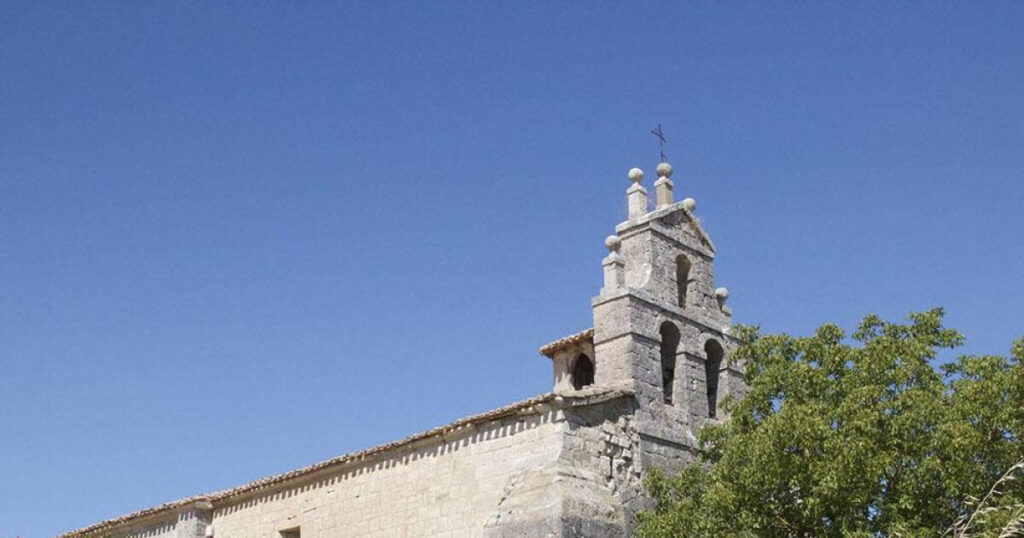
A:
538;328;594;357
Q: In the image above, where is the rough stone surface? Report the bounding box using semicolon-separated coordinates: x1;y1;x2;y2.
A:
654;177;674;209
64;160;745;538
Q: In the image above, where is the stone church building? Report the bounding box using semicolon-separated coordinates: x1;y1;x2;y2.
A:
64;161;746;538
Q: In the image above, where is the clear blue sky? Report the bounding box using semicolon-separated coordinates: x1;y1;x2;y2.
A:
2;3;1022;536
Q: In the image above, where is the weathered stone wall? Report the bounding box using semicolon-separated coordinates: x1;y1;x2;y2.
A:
73;393;640;538
77;394;644;538
560;396;646;527
480;393;644;538
207;409;565;537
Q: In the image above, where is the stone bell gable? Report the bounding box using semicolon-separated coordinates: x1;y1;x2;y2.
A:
63;159;746;538
543;161;745;475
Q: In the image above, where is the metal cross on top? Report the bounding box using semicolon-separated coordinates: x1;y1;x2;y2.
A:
651;123;668;163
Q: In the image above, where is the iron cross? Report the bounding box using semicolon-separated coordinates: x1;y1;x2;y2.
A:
651;123;668;163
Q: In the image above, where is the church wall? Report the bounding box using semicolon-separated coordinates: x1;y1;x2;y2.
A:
207;409;567;538
559;398;646;531
70;394;642;538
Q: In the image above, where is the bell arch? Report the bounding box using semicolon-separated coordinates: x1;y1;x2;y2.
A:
570;353;595;390
675;255;691;308
704;338;724;418
659;322;681;405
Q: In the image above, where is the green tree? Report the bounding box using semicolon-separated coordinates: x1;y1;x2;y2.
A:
635;309;1024;538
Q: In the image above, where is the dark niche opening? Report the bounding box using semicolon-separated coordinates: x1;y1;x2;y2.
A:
571;353;595;390
659;322;681;405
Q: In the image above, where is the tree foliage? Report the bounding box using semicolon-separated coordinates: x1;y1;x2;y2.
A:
636;309;1024;537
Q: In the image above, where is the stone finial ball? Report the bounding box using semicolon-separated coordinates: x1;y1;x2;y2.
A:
628;168;644;183
715;287;729;299
656;162;673;178
682;197;697;211
604;235;622;252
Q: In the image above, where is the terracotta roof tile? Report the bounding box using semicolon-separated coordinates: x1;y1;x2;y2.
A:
538;328;594;357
